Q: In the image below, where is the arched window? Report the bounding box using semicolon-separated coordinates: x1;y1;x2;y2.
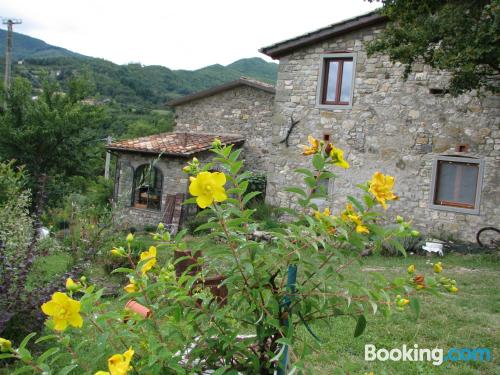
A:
132;164;163;210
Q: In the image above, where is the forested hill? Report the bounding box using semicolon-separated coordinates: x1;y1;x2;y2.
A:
0;29;278;108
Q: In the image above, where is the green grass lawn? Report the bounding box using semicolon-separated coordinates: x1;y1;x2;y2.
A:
300;253;499;375
3;236;498;375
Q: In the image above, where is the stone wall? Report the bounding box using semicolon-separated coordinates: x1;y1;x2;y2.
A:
266;23;500;242
114;151;212;228
174;85;274;172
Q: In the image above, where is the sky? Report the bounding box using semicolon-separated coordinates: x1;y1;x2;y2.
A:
0;0;380;70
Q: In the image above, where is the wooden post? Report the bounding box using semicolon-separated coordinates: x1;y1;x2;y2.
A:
104;136;112;179
278;264;297;374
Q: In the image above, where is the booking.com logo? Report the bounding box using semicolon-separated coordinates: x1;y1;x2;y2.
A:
365;344;492;366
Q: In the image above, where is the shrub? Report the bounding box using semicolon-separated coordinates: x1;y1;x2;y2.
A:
1;138;460;374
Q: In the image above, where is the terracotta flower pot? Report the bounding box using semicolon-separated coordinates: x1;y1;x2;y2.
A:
125;300;151;319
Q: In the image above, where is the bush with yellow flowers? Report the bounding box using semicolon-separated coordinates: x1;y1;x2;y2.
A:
1;136;460;374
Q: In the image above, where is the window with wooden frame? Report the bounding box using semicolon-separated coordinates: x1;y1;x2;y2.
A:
132;164;163;210
430;156;484;215
316;53;356;109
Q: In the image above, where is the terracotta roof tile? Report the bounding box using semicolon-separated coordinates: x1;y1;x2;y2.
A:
107;132;245;156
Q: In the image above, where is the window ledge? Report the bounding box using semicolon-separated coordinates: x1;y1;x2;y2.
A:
315;103;353;111
129;206;162;213
429;203;480;216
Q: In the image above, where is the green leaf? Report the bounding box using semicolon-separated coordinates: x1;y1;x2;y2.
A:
354;315;367;337
35;334;58;344
0;353;15;360
294;167;314;177
285;187;307;198
17;348;32;362
312;153;325;171
242;191;261;205
11;366;34;375
18;332;36;351
410;297;421;320
194;221;221;232
347;195;365;212
111;267;135;274
57;364;79;375
37;347;60;364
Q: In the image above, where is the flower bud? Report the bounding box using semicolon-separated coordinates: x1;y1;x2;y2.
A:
124;283;138;293
126;233;134;243
182;165;191;173
449;286;458;293
0;338;12;352
65;278;79;292
111;247;126;257
396;215;404;223
433;262;443;273
79;276;87;283
157;222;165;230
410;230;420;237
212;138;222;148
407;264;415;274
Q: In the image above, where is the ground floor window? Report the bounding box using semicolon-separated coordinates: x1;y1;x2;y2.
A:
132;164;163;210
430;156;483;214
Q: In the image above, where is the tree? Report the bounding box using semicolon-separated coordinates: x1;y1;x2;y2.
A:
0;77;104;218
367;0;500;95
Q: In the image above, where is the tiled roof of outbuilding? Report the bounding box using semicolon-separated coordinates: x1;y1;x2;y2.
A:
107;132;245;157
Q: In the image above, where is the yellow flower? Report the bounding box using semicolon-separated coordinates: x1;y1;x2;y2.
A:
0;338;12;352
126;233;134;243
314;207;331;220
139;246;157;274
65;278;80;292
189;171;228;209
124;283;138;293
330;145;350;169
348;213;369;234
41;292;83;331
407;264;415;274
301;135;320;156
433;262;443;273
95;348;134;375
368;172;398;209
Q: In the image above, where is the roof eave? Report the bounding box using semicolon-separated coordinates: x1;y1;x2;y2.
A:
167;78;275;107
106;139;245;157
259;12;387;59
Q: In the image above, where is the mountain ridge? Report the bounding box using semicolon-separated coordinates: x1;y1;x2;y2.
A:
0;29;278;107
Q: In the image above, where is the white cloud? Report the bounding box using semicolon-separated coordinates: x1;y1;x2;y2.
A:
1;0;380;70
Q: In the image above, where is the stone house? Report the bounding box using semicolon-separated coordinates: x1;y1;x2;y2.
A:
109;11;499;242
258;11;499;242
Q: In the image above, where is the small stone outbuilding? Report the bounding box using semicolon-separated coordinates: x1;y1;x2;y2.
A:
108;132;244;229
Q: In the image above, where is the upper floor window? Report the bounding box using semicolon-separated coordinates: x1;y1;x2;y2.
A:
316;53;356;109
429;156;484;215
132;164;163;210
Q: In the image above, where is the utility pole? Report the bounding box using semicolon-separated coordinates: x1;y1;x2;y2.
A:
2;18;22;91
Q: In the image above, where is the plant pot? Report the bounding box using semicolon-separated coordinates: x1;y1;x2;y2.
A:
125;300;151;319
199;275;228;307
174;250;202;278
